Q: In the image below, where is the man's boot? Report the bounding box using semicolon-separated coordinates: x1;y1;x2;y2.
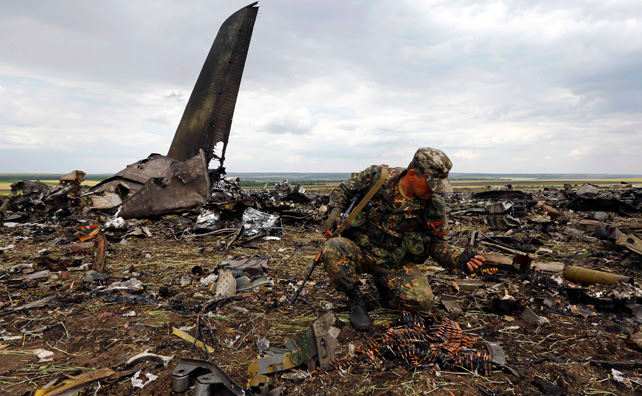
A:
347;284;372;331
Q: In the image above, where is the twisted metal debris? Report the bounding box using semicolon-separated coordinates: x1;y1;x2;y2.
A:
315;312;491;377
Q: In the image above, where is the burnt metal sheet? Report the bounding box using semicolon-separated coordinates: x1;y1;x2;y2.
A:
167;2;259;167
473;190;530;200
119;150;210;218
565;197;640;214
89;154;179;197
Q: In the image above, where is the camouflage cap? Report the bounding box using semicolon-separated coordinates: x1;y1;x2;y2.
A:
409;147;453;193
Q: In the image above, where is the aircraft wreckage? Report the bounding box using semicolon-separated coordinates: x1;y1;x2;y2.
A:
88;2;259;218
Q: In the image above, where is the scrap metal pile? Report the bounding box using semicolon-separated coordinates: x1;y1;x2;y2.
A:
1;180;642;394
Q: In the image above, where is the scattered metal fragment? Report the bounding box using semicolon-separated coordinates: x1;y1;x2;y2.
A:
93;233;107;272
243;208;279;236
577;183;599;196
485;342;506;366
440;295;463;317
616;234;642;256
456;280;484;291
82;270;109;283
214;268;236;297
194;210;221;232
568;304;597;318
105;278;144;293
172;358;244;395
1;294;58;316
219;256;269;277
520;307;549;326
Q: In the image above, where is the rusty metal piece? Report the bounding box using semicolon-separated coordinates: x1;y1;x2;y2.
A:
441;295;463;317
616;234;642;256
485;342;506;366
168;2;259;168
119;150;211;218
93;233;106;272
563;265;633;286
311;312;341;368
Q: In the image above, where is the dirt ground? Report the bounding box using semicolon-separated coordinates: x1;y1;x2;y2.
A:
1;190;642;395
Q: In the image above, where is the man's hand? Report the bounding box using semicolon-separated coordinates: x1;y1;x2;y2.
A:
466;255;485;273
321;208;342;234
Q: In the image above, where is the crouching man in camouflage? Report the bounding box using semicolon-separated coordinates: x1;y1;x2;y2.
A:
321;148;485;331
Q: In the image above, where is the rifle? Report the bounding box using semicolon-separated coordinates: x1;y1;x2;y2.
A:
289;164;389;305
289;194;360;305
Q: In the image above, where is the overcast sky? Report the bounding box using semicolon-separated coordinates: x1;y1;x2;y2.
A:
1;0;641;174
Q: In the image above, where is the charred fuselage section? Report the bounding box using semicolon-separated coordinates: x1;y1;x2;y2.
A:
88;2;259;218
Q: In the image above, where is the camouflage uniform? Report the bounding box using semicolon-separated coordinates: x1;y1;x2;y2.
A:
322;165;462;312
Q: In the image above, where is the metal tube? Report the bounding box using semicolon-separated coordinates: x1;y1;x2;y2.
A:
563;265;633;285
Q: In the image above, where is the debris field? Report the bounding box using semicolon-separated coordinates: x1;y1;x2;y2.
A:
1;179;641;395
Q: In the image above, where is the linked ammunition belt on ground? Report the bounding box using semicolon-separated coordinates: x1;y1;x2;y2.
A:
313;312;491;377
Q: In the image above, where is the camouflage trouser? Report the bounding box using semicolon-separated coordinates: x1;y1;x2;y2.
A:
322;237;434;312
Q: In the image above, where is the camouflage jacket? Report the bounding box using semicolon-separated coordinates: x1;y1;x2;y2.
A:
328;165;461;269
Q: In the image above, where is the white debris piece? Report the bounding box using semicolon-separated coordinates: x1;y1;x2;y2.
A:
131;370;158;389
105;216;125;229
612;368;632;388
33;348;54;362
1;335;22;341
199;274;218;286
122;311;137;317
106;278;144;292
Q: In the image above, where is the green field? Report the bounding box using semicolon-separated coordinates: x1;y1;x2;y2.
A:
0;180;101;195
2;174;640;195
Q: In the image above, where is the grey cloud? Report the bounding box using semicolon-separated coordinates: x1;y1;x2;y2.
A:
1;1;641;173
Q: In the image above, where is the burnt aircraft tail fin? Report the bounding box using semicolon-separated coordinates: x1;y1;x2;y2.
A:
167;2;259;168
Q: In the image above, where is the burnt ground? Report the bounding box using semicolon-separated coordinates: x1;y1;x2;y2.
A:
1;188;642;395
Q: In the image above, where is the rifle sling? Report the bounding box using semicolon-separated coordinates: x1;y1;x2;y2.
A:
332;164;389;238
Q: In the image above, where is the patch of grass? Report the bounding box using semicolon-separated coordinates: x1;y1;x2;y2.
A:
0;351;32;356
